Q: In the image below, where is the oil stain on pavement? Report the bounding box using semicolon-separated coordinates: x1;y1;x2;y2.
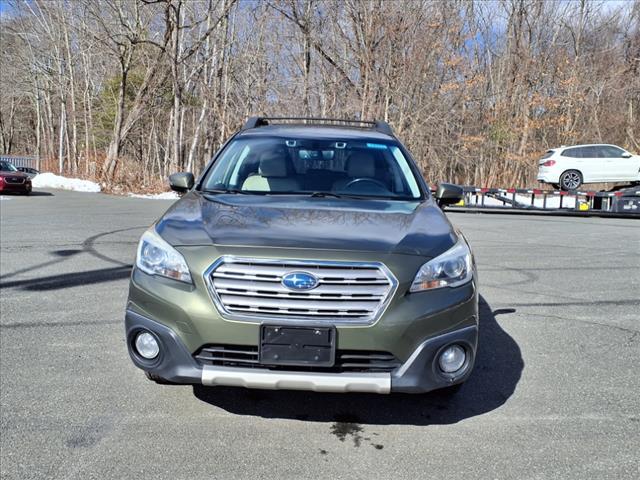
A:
330;414;384;449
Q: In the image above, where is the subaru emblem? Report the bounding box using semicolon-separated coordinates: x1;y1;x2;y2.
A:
281;271;319;291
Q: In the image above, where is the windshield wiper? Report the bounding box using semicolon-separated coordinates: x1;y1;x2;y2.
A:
200;189;412;201
308;191;404;200
257;191;345;197
200;188;250;195
308;191;345;198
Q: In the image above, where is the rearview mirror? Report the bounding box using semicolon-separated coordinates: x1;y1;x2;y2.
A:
435;183;464;207
169;172;194;193
621;152;632;158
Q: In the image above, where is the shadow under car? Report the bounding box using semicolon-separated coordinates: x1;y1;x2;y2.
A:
192;296;523;426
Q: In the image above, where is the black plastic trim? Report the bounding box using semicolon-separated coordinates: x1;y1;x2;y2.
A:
391;323;478;393
125;310;202;384
123;311;478;392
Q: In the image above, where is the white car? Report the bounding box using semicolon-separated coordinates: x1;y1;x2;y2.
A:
537;144;640;190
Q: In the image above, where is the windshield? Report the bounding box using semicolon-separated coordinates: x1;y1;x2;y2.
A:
200;136;422;199
0;161;18;172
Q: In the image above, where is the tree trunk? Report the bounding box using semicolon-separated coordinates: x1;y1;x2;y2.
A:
104;64;128;179
57;103;65;173
62;14;79;172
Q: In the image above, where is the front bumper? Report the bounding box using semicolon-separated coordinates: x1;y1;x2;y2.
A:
126;244;479;394
0;182;31;193
125;309;478;394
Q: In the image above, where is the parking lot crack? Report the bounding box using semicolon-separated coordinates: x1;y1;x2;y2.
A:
532;312;639;339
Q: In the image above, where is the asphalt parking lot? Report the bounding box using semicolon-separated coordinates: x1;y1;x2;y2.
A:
1;189;639;479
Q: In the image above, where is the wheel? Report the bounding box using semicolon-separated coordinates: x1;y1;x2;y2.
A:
144;371;173;384
559;170;582;191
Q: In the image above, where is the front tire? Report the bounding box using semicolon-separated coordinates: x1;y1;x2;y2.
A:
560;170;583;191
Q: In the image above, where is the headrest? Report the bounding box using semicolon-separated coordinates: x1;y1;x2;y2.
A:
258;150;288;177
347;150;376;178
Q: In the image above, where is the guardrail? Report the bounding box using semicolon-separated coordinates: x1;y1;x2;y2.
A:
444;186;640;217
0;155;39;170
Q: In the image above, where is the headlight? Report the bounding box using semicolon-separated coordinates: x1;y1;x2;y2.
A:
409;237;472;292
136;228;192;283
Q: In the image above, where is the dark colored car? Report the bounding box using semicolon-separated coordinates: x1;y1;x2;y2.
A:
125;117;478;394
0;161;32;195
16;166;40;178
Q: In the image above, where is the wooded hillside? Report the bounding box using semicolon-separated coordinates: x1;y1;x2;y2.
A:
1;0;638;189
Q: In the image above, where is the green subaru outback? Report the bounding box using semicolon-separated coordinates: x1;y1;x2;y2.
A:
125;117;478;394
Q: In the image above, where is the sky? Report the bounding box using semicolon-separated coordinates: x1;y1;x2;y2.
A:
0;0;16;18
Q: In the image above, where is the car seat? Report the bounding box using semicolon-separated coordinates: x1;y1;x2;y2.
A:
242;149;300;192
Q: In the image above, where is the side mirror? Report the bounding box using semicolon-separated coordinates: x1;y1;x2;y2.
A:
621;152;632;158
168;172;194;193
435;183;464;207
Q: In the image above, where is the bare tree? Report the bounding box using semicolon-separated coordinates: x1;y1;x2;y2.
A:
1;0;638;189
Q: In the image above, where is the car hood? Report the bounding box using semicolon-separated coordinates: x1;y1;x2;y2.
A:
0;171;28;178
155;192;457;258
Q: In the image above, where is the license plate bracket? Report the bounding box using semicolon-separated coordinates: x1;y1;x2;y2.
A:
259;325;336;367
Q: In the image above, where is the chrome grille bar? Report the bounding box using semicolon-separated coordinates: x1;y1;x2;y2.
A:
204;257;398;325
5;177;25;184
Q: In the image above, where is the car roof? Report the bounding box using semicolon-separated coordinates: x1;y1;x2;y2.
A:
555;143;623;149
235;124;397;142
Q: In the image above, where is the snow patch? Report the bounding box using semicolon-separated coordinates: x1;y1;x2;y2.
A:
128;191;179;200
32;173;101;193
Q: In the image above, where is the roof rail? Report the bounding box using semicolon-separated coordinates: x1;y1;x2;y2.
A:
242;116;269;130
373;120;393;136
241;116;394;136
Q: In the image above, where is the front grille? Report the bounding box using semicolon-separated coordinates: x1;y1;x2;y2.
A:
205;257;397;324
194;345;401;373
5;177;25;184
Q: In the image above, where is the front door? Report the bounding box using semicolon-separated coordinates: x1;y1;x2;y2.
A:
573;146;605;182
596;146;638;181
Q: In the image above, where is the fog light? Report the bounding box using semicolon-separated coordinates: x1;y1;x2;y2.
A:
438;344;466;373
135;331;159;359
